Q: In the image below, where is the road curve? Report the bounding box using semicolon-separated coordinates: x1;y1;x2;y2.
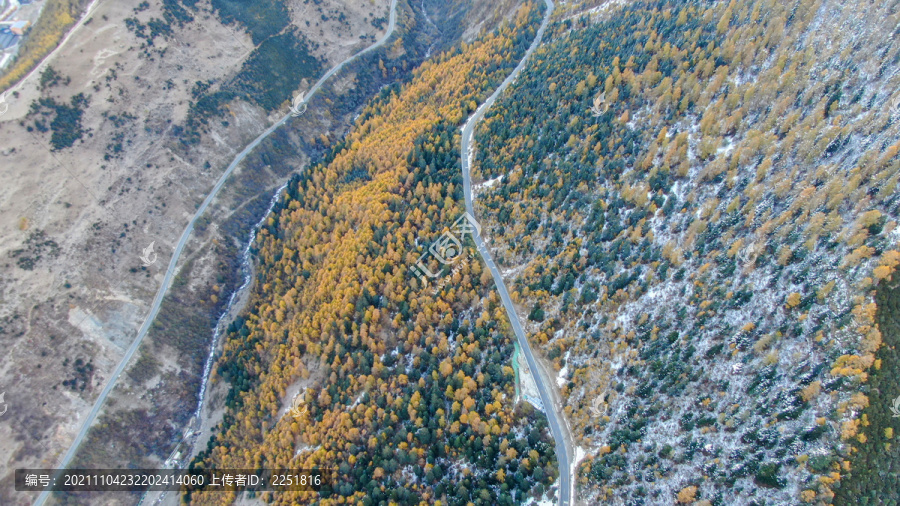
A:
459;1;574;505
33;2;399;504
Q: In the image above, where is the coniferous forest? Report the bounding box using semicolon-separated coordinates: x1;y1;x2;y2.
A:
186;0;900;503
190;4;562;505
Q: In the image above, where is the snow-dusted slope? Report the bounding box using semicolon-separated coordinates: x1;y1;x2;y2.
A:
472;0;900;503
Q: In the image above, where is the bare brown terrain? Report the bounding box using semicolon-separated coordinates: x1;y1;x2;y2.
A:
0;0;390;502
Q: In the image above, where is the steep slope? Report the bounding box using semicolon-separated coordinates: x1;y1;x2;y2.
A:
0;1;392;501
189;3;564;505
470;0;900;503
1;0;529;503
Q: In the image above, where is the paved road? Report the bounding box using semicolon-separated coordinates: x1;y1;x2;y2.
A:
33;2;398;504
459;1;574;505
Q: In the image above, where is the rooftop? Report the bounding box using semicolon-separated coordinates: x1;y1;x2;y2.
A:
0;30;18;50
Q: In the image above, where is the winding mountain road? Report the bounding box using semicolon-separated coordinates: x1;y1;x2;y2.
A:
32;2;398;504
460;0;574;504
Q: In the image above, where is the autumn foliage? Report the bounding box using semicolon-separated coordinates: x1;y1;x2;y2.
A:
189;4;560;504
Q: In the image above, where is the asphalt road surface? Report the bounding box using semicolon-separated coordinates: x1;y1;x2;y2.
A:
459;1;574;504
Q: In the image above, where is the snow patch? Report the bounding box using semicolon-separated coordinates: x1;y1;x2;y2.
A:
523;478;560;506
556;350;570;388
477;174;504;189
